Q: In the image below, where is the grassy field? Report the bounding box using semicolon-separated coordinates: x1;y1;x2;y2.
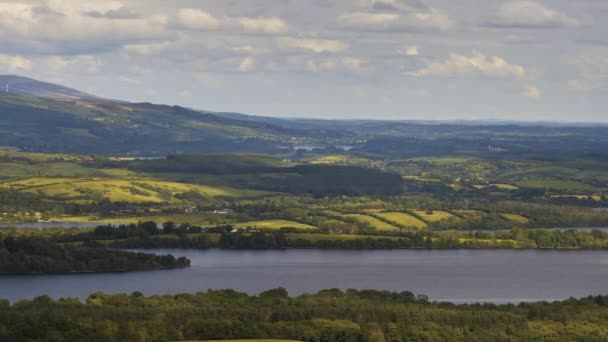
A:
0;177;269;203
516;179;596;191
284;233;401;242
374;212;427;229
234;220;316;230
411;210;455;222
500;213;529;224
342;214;399;231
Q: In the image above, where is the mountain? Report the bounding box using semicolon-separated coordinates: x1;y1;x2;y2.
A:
0;75;98;100
0;76;347;155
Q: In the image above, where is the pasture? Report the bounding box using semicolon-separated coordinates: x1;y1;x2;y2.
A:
411;210;455;222
342;214;399;231
374;212;427;229
234;220;316;230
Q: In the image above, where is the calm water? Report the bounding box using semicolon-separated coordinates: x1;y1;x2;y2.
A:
2;249;608;303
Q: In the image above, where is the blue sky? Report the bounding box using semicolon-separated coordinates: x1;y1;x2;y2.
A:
0;0;606;122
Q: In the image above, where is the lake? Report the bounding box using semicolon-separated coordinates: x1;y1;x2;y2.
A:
2;249;608;303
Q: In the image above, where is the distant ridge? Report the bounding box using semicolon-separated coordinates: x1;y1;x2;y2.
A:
0;75;98;100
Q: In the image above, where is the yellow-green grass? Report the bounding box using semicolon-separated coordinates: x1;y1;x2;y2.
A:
310;155;371;165
516;179;596;191
408;156;472;165
412;210;455;222
492;183;519;190
284;233;400;242
374;212;427;229
342;214;399;231
501;213;529;224
550;194;601;201
234;220;316;230
402;176;441;183
0;177;269;203
52;214;230;226
454;210;484;218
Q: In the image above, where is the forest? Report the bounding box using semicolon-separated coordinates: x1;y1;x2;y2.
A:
2;288;608;341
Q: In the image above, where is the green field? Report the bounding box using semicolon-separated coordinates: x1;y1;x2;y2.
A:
0;177;269;203
500;213;529;224
516;179;595;191
342;214;399;231
374;212;427;229
234;220;316;230
411;210;455;222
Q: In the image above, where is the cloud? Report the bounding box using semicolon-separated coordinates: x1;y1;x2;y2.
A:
370;0;428;12
523;85;540;98
171;9;287;35
0;54;32;71
238;56;256;72
281;56;365;73
410;52;526;79
277;37;348;53
0;2;170;54
403;45;419;56
173;8;220;30
484;1;579;28
84;6;140;19
236;17;288;34
46;55;101;72
337;8;450;32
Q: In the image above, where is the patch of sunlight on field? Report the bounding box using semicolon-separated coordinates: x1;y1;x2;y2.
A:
550;194;601;201
492;183;519;190
412;210;455;222
374;212;427;229
343;214;399;231
454;210;484;218
234;220;316;230
0;177;270;203
501;213;529;224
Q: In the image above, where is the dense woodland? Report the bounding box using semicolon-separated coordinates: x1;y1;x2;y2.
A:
2;289;608;341
0;236;189;274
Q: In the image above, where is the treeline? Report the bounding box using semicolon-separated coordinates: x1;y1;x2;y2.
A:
47;222;608;250
2;288;608;341
0;236;190;274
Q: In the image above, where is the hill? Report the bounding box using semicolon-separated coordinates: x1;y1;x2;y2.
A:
0;77;339;155
0;75;97;100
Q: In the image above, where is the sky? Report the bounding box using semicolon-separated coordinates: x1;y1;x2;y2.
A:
0;0;606;122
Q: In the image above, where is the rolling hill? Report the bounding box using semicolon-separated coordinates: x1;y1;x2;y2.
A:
0;76;341;155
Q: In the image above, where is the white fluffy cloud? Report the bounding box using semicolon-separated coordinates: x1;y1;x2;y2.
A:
410;52;526;79
337;7;450;32
236;17;288;34
0;2;169;54
277;38;348;53
174;8;220;30
0;54;32;71
486;1;579;28
403;45;419;56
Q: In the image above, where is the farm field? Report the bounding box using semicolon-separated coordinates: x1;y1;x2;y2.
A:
516;179;596;191
411;210;455;222
342;214;399;231
500;213;529;224
234;220;316;230
374;212;427;229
